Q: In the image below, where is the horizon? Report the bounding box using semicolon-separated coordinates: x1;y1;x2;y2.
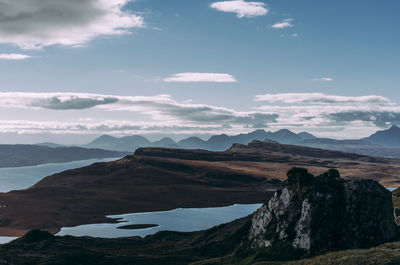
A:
1;126;391;146
0;0;399;144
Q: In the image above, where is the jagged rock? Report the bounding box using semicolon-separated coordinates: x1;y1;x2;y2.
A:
392;188;400;225
248;168;397;253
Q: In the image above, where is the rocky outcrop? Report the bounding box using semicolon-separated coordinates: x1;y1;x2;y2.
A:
392;188;400;225
248;168;397;253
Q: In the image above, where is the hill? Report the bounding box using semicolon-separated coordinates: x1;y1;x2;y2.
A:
0;145;125;168
0;140;400;236
0;169;399;265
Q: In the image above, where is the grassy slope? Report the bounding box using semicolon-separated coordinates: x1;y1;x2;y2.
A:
193;241;400;265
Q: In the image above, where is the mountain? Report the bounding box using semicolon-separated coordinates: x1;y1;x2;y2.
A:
263;129;302;144
84;135;151;152
363;125;400;146
177;136;208;149
205;129;309;150
0;145;125;168
297;131;317;140
150;137;177;148
1;140;400;236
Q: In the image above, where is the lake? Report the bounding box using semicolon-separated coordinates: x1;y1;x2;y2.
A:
56;204;263;238
0;157;120;192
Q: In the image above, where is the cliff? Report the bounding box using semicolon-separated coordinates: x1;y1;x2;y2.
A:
248;168;397;253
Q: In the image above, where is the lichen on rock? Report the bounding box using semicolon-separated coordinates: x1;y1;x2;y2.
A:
248;167;397;254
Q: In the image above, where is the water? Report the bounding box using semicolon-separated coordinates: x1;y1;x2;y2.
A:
0;157;120;192
0;237;18;244
57;204;262;238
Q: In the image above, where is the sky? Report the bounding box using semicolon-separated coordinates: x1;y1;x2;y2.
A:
0;0;399;144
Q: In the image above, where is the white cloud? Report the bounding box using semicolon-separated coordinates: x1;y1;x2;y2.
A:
163;73;237;83
253;92;400;132
210;0;268;18
0;120;238;136
271;18;293;29
254;93;391;105
312;77;334;82
0;92;277;128
2;92;399;138
0;53;32;60
292;33;299;38
0;0;144;49
0;92;119;110
0;92;400;138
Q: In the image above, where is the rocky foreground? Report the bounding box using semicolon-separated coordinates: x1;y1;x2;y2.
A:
249;168;396;253
0;167;398;265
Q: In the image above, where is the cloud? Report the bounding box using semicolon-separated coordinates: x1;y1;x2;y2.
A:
254;93;391;105
3;92;399;138
0;53;32;60
210;0;268;18
163;73;237;83
312;77;334;82
0;92;119;109
0;120;242;135
253;92;400;134
0;0;144;49
0;92;278;128
327;111;400;127
271;18;293;29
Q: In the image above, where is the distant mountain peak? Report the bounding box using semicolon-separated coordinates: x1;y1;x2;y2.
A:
276;129;295;134
389;125;400;131
252;129;267;133
363;125;400;147
297;131;316;140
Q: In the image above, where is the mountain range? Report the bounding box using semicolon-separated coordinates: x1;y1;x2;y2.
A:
82;129;316;152
45;125;400;159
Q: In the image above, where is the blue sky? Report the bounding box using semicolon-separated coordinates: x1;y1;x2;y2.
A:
0;0;399;144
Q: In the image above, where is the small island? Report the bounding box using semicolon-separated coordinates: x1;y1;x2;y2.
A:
116;224;158;230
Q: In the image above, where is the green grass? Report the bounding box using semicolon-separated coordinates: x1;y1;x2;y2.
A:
192;241;400;265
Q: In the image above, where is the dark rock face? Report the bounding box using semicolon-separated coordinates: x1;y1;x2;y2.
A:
248;168;397;253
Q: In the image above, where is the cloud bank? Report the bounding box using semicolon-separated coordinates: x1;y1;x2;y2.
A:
1;92;399;137
0;0;144;49
210;0;268;18
163;73;237;83
254;93;400;132
0;92;277;129
254;93;391;105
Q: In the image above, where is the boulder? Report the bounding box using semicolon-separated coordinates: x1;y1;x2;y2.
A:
248;168;397;253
